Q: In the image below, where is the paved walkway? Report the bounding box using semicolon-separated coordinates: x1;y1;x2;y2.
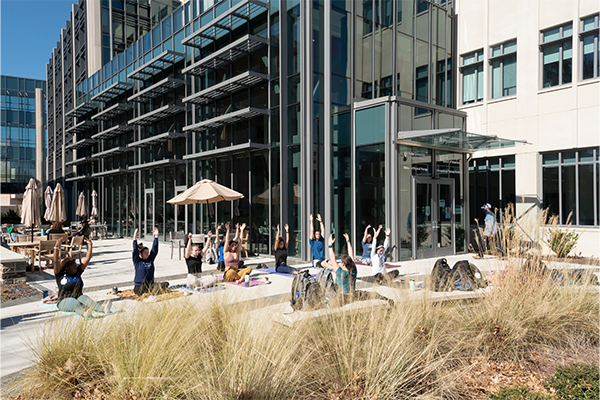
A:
3;237;594;383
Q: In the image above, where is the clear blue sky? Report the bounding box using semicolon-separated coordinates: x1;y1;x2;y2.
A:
1;0;78;80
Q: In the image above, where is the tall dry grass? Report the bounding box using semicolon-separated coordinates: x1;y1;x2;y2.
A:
17;208;599;399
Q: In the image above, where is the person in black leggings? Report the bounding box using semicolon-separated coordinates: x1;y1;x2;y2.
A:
274;224;298;275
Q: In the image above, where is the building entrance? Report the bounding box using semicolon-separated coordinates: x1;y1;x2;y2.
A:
412;177;455;259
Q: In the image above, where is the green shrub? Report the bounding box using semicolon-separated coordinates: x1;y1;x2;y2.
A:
545;226;579;258
489;386;548;400
546;363;599;400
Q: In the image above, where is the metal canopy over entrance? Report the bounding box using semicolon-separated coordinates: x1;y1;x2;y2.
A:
396;128;529;152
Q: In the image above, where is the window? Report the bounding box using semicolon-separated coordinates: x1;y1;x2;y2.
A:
542;148;599;226
468;156;516;225
540;23;572;88
490;39;516;98
580;14;599;80
461;49;483;104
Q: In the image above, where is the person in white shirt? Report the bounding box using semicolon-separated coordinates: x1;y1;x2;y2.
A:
371;226;400;284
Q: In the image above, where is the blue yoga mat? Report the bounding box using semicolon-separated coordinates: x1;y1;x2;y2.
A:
38;303;121;319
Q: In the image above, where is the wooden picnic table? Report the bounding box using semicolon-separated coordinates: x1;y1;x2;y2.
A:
8;241;39;269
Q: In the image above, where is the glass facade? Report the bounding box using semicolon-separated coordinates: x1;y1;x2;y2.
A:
48;0;483;260
468;156;516;227
542;148;599;226
0;75;47;193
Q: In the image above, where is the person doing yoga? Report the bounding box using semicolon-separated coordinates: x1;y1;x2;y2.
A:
223;223;252;283
361;224;374;265
185;231;211;287
274;224;299;275
324;233;393;306
371;226;399;284
309;213;331;269
132;227;169;295
52;237;111;317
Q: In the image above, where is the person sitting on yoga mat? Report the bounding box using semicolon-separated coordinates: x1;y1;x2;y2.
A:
52;237;111;317
215;224;226;271
324;233;393;306
274;224;298;275
185;230;211;287
132;227;169;295
223;222;252;283
361;224;374;265
371;226;399;284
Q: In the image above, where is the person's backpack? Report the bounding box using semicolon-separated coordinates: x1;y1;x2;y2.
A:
384;244;397;262
290;270;323;311
316;267;337;299
431;258;453;291
468;263;487;288
451;260;478;291
205;245;218;264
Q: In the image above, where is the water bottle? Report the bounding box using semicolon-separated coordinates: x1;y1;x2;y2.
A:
244;274;250;287
409;279;415;291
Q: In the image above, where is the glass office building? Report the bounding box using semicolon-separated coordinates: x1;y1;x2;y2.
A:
48;0;521;260
0;75;47;194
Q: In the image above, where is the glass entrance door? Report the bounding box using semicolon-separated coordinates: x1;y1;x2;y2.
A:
412;177;455;259
144;188;155;241
174;185;187;233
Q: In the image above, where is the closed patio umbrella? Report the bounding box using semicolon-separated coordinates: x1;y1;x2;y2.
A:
43;186;53;221
48;183;66;225
91;190;98;217
167;179;244;205
21;178;42;242
76;192;88;220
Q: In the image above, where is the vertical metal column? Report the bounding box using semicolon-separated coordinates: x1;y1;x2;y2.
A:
323;0;332;241
300;0;314;260
386;100;398;260
35;88;44;187
279;2;289;239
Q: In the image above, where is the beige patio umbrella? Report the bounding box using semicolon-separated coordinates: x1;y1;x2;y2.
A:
21;178;42;241
90;190;98;217
43;186;53;221
76;192;88;220
48;183;67;225
167;179;244;205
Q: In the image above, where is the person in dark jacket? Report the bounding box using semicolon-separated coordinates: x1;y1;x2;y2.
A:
74;219;92;240
132;227;169;295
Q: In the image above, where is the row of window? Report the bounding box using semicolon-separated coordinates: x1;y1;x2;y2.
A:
470;148;599;227
461;14;599;105
542;148;599;227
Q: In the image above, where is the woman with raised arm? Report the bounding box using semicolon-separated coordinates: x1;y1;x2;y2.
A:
325;233;358;302
274;224;298;275
185;230;211;288
371;226;399;284
132;227;169;295
223;223;252;283
361;224;373;265
51;237;111;317
325;233;393;306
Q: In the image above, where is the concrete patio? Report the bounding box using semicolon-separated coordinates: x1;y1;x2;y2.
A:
2;237;594;390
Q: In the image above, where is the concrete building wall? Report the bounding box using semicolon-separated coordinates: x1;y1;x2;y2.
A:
456;0;600;256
